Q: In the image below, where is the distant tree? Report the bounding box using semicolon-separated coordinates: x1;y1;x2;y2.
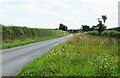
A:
59;23;68;31
98;18;101;22
91;25;97;31
102;15;107;24
97;20;106;36
82;25;90;32
96;15;107;36
59;24;63;30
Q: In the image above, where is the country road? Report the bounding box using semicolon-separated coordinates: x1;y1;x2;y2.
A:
1;35;73;76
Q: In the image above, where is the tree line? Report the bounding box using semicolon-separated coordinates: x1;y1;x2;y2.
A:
81;15;107;36
59;15;108;36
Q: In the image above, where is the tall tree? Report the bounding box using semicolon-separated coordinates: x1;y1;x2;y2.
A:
102;15;107;24
59;23;68;31
97;20;106;36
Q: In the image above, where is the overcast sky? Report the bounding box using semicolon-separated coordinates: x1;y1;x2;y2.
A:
0;0;119;29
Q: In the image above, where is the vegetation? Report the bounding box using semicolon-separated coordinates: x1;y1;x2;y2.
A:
96;21;106;36
96;15;107;36
81;25;90;32
17;33;119;76
1;25;69;49
108;27;120;32
59;23;68;31
67;29;80;33
102;15;107;24
87;30;120;38
81;15;107;36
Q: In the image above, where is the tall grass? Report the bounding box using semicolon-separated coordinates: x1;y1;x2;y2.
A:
17;33;119;76
1;25;69;49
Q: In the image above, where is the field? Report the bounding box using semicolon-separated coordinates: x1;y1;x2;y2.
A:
1;26;69;49
17;33;119;76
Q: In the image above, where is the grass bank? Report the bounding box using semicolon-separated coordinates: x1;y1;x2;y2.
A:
1;26;69;49
17;33;119;76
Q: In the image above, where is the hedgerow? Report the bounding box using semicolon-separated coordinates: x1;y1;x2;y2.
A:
1;25;68;40
87;30;120;38
1;25;69;49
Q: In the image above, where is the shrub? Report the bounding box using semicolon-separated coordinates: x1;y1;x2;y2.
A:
88;30;120;38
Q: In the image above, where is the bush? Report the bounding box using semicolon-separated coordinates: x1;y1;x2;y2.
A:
101;30;120;37
87;30;120;38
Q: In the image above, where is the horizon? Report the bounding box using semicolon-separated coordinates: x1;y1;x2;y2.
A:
0;0;119;29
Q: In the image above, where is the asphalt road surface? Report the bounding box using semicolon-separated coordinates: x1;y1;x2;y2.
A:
1;35;73;76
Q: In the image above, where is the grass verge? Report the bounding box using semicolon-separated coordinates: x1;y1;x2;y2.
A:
1;30;69;49
17;33;119;76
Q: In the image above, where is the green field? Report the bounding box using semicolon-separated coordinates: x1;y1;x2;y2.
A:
1;26;69;49
17;33;119;76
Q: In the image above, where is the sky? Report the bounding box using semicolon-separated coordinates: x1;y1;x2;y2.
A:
0;0;119;29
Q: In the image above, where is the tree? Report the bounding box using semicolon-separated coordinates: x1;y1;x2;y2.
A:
96;15;107;36
91;25;98;31
82;25;90;32
59;23;68;31
102;15;107;24
97;20;106;36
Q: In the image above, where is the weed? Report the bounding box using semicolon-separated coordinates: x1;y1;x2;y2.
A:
17;33;119;76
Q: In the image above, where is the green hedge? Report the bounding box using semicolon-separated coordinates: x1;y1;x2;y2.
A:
1;25;68;40
101;30;120;37
87;30;120;38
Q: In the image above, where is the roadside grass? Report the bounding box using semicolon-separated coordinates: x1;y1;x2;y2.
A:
17;33;119;76
1;30;69;49
2;36;63;49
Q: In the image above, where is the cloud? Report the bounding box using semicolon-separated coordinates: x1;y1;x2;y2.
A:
0;0;119;29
